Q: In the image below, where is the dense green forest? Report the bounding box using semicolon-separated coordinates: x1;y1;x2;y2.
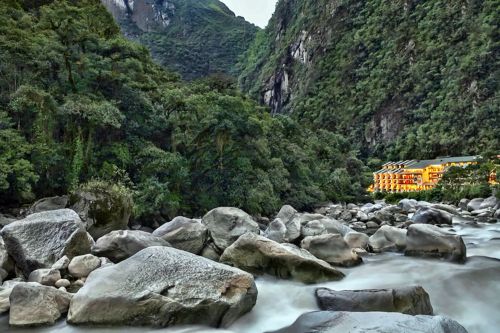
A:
0;0;369;223
238;0;499;161
102;0;258;80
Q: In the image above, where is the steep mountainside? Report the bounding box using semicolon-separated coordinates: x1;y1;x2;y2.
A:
101;0;259;79
238;0;499;159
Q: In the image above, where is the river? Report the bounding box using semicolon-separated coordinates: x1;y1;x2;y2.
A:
1;220;499;333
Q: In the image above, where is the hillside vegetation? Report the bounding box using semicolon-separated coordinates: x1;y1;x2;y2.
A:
238;0;499;160
0;0;369;224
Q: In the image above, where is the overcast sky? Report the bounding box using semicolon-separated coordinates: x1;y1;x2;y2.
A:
220;0;278;28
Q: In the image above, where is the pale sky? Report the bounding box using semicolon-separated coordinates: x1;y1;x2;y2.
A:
221;0;278;28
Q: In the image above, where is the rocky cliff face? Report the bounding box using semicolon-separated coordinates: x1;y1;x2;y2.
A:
238;0;499;159
102;0;259;79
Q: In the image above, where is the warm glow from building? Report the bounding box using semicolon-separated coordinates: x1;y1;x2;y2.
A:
369;156;480;193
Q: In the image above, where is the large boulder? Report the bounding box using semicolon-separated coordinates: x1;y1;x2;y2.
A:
275;205;297;223
411;207;452;225
0;209;93;276
480;196;498;209
368;225;407;252
9;283;72;327
467;198;484;212
268;311;468;333
220;233;344;284
28;268;61;286
344;232;369;249
317;218;354;236
398;199;418;212
301;220;327;237
69;182;133;239
67;246;257;327
301;234;362;267
152;217;206;254
93;230;170;262
374;205;401;224
458;198;470;211
202;207;259;251
405;224;466;263
315;286;433;315
28;195;69;214
68;254;101;278
263;218;287;243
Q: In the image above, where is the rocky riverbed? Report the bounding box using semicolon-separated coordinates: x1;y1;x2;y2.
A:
0;195;499;332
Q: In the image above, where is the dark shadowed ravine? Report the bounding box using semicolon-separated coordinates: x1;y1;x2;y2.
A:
1;221;499;333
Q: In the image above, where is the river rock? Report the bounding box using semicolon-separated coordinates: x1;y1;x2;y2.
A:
315;286;433;315
458;198;470;211
318;218;353;236
9;283;72;327
68;254;101;278
467;198;484;212
399;199;418;212
28;268;61;286
301;234;362;267
411;207;452;225
0;237;13;276
52;255;70;270
276;205;297;223
67;246;257;327
374;205;401;224
28;196;69;214
301;220;327;237
344;232;369;249
55;279;71;288
480;196;498;209
268;311;468;333
494;208;500;219
69;186;133;239
355;210;369;222
202;207;259;251
152;217;207;254
0;209;93;276
264;218;287;243
369;225;407;252
92;230;170;262
220;233;344;283
405;224;466;263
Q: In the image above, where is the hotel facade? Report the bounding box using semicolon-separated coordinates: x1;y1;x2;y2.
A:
370;156;480;192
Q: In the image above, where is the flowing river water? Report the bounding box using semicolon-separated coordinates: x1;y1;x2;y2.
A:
1;219;499;333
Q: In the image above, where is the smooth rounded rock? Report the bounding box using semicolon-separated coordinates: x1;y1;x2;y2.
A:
301;234;362;267
68;254;101;278
28;268;61;286
67;246;257;328
202;207;259;251
369;225;407;252
92;230;170;262
152;217;207;254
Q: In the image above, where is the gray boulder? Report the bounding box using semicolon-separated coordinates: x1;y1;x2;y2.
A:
9;283;72;327
0;209;93;276
220;233;344;284
467;198;484;212
68;254;101;278
28;196;69;214
301;220;327;237
458;198;470;211
301;234;362;267
69;185;133;239
344;232;369;249
369;225;407;252
152;217;207;254
263;218;287;243
494;208;500;219
480;196;498;209
202;207;259;251
276;205;297;223
405;224;466;263
67;246;257;328
411;207;452;225
315;286;433;315
318;218;354;236
268;311;468;333
0;237;13;277
355;210;369;222
398;199;418;212
93;230;170;262
28;268;61;286
51;255;70;271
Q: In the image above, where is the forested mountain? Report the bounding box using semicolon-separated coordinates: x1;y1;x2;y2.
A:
0;0;369;223
100;0;259;79
238;0;499;160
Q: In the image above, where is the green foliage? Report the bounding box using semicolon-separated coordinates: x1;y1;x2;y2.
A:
239;0;499;160
0;0;368;220
111;0;259;80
